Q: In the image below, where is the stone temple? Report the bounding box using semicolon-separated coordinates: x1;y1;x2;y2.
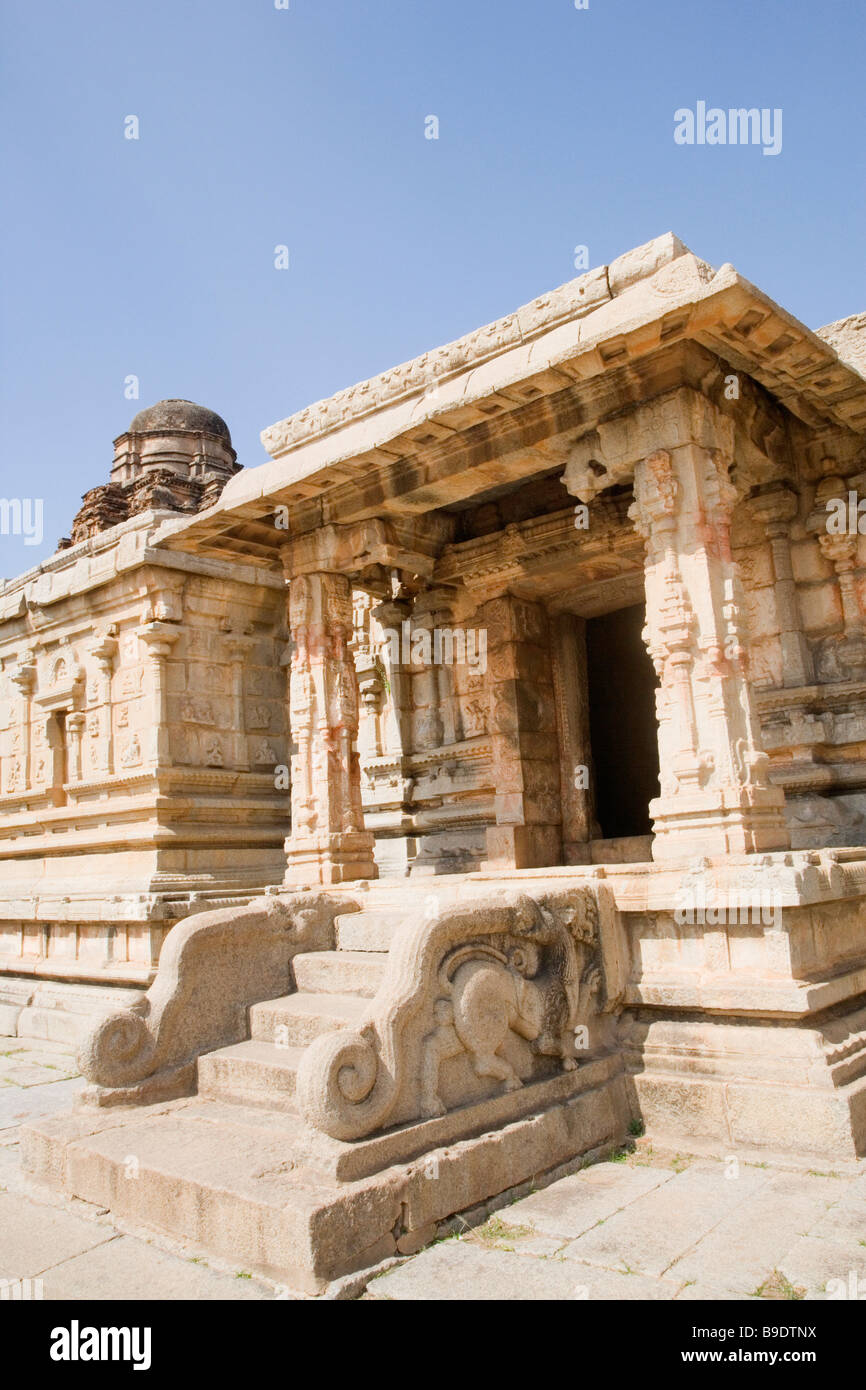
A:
3;234;866;1292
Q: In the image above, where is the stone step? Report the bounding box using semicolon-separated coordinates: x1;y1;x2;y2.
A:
197;1039;304;1112
21;1097;354;1295
292;950;387;999
250;991;369;1046
335;908;406;953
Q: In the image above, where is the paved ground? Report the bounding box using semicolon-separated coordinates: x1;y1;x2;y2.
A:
0;1038;276;1301
369;1152;866;1301
2;1036;864;1301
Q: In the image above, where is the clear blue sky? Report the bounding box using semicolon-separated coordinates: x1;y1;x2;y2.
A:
2;0;864;570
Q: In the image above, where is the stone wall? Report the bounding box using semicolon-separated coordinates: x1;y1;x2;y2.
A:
0;509;289;1039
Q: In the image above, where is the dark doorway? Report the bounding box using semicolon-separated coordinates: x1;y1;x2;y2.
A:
585;604;659;840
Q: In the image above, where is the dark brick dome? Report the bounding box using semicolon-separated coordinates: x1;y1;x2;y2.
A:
128;399;231;441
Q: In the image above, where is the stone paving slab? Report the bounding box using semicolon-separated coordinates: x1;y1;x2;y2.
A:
810;1200;866;1242
657;1169;852;1296
366;1240;686;1301
0;1186;278;1299
35;1235;276;1301
495;1161;674;1241
1;1055;79;1075
0;1035;85;1133
0;1191;118;1279
0;1074;84;1130
0;1033;272;1301
371;1150;866;1301
558;1160;771;1277
776;1234;866;1298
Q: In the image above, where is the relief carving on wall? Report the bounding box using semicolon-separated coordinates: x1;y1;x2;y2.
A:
119;733;141;768
247;703;272;730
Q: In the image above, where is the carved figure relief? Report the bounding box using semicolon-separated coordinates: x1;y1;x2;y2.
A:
247;703;272;730
119;734;141;768
296;888;617;1142
181;697;214;726
461;699;488;737
203;737;224;768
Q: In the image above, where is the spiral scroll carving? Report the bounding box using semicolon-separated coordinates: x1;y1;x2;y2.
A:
296;1028;395;1142
77;1010;154;1090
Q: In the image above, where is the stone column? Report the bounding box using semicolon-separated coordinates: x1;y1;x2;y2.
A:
138;623;180;767
567;390;789;862
416;588;460;746
633;445;788;858
407;591;445;754
87;633;118;775
371;596;414;762
352;592;386;762
479;593;562;869
748;486;812;687
283;570;377;885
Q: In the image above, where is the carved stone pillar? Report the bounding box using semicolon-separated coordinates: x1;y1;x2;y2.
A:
407;589;445;753
138;623;180;767
635;447;788;858
352;592;386;762
371;595;414;762
567;390;789;862
87;633;118;775
283;570;377;885
415;587;460;746
747;485;812;687
478;593;562;870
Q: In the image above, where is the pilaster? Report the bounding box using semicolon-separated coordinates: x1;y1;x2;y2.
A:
137;623;180;767
747;485;812;688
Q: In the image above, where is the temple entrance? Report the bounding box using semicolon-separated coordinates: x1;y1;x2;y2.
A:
585;604;659;843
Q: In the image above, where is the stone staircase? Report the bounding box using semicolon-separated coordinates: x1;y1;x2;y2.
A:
196;903;405;1113
21;882;631;1294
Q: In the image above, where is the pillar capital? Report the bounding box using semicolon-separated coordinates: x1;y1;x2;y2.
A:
10;658;36;695
137;621;180;661
280;518;439;586
87;632;119;672
565;388;737;505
